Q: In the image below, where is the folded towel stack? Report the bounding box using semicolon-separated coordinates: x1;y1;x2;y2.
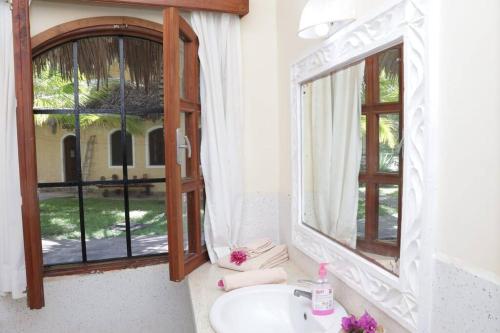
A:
218;267;288;292
233;238;274;259
217;238;289;272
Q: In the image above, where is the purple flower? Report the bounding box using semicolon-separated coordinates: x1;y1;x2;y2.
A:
341;315;359;332
358;312;378;333
230;250;248;266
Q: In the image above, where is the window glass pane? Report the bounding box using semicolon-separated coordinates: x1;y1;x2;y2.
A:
39;187;82;265
182;192;189;251
84;185;128;261
34;34;174;267
130;182;167;256
357;184;366;239
35;115;78;183
123;36;164;179
198;114;202;177
123;37;163;115
78;37;120;112
180;112;188;178
79;114;123;182
201;189;205;246
33;41;75;110
378;113;400;173
377;184;399;242
179;37;185;99
360;114;367;172
361;74;367;105
378;48;400;103
126;115;164;180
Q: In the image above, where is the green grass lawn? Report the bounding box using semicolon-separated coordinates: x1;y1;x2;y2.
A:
40;196;167;240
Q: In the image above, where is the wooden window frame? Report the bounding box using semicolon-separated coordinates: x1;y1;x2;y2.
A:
163;7;208;281
357;44;404;258
79;0;249;15
12;3;219;308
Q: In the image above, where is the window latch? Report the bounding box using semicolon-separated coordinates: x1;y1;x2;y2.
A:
176;128;192;165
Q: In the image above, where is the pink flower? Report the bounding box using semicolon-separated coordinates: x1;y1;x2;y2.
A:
341;315;359;331
230;250;248;266
341;312;378;333
358;312;378;333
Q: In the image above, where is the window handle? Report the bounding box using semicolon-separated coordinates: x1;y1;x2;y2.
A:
176;128;192;165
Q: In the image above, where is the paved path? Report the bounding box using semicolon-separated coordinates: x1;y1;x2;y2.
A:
42;235;169;265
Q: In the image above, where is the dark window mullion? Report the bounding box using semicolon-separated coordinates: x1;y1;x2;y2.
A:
119;37;133;258
73;41;87;262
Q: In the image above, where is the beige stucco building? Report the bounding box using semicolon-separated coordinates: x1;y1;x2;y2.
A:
35;119;167;192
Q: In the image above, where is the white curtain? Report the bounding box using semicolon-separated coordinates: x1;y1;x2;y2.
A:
310;76;334;234
310;62;365;248
190;12;244;262
0;2;26;299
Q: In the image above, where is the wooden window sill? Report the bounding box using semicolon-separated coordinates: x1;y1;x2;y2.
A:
43;250;209;278
43;254;169;278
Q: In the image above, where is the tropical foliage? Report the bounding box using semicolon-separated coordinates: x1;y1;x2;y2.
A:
33;68;146;135
360;70;401;172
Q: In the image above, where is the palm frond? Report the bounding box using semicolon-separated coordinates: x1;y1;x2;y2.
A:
379;116;398;148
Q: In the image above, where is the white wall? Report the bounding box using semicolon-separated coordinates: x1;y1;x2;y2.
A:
238;0;281;243
427;0;500;330
0;265;196;332
432;0;500;278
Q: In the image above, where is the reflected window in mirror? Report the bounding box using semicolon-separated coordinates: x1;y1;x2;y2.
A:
301;44;403;275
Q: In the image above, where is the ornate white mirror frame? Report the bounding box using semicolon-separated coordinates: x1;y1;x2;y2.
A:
290;0;427;331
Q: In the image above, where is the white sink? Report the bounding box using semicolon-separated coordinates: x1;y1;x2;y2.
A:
209;285;348;333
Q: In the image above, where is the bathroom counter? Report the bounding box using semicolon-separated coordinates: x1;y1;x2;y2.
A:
187;260;310;333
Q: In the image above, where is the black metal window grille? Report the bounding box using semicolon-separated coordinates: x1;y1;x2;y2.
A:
34;37;166;265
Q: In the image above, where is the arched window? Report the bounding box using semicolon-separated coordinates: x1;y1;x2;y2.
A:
148;127;165;166
110;130;133;166
27;15;204;299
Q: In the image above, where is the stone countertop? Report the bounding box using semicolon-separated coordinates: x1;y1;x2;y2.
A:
187;260;311;333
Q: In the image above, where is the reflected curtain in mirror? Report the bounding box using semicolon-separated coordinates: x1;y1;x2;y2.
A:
301;62;365;248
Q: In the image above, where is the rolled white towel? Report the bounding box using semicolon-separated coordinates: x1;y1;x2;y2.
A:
218;267;288;292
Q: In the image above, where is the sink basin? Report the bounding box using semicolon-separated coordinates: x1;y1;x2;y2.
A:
210;285;347;333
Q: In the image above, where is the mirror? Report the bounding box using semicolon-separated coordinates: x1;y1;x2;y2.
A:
301;45;403;275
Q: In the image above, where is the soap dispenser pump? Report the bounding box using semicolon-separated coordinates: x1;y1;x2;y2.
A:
312;263;334;316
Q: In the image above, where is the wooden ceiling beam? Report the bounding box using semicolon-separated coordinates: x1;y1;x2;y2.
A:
78;0;249;16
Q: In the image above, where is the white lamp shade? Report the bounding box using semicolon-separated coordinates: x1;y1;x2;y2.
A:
298;0;355;39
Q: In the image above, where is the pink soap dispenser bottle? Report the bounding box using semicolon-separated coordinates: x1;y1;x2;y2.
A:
312;263;334;316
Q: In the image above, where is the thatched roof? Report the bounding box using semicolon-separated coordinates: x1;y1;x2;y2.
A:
33;36;163;93
84;82;163;115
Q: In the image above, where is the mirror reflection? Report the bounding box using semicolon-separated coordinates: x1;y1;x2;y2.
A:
301;45;403;275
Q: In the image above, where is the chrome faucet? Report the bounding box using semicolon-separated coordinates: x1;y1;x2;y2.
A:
293;289;312;300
